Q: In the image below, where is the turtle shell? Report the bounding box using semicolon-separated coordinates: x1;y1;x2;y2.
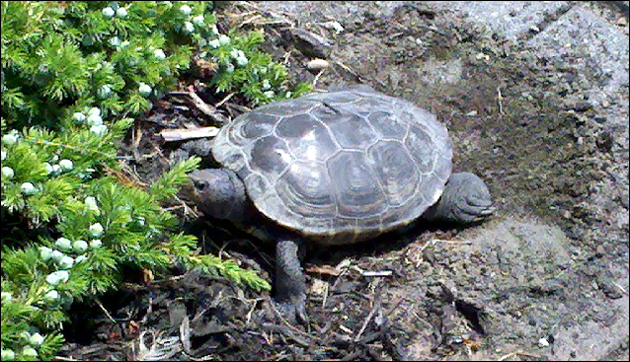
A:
212;87;452;244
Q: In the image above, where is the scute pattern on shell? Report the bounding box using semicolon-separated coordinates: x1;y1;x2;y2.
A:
212;87;453;244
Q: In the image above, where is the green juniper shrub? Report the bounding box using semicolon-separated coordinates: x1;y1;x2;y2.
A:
1;1;309;360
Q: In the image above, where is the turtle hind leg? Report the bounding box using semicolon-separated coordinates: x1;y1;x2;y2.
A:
275;238;309;325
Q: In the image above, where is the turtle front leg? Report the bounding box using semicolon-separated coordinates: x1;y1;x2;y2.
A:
275;239;308;325
422;172;495;224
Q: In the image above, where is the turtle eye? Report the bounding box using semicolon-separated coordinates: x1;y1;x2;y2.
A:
191;178;208;191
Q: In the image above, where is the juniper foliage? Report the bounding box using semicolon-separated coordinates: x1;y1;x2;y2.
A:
1;1;308;360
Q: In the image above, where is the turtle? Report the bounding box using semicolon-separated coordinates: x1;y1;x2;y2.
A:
186;85;494;323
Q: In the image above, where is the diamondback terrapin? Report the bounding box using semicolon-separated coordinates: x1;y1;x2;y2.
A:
187;85;494;322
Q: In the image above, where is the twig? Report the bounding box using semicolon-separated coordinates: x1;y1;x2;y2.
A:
312;69;325;88
160;127;220;142
332;60;363;81
237;13;262;27
261;323;312;347
179;314;192;355
215;92;235;108
169;88;228;125
498;350;541;361
497;86;505;116
245;297;264;325
417;23;448;37
187;86;229;124
416;238;473;255
322;281;330;309
354;302;379;342
613;281;628;295
384;297;404;318
339;324;354;334
361;270;393;277
140;295;154;325
133;121;143;149
95;299;117;324
237;2;295;28
238;14;292;28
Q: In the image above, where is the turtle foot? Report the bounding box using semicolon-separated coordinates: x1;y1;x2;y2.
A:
275;295;309;325
275;239;308;325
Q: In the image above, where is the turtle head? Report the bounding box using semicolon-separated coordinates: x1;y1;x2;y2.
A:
422;172;494;224
185;168;249;223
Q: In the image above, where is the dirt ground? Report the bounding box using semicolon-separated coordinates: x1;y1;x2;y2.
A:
58;2;629;361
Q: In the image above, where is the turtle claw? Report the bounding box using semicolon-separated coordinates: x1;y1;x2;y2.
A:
423;172;494;224
275;296;309;326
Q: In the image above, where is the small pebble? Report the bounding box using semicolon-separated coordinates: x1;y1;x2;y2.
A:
475;53;490;61
538;337;550;347
571;101;592;112
323;21;344;33
306;58;329;70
